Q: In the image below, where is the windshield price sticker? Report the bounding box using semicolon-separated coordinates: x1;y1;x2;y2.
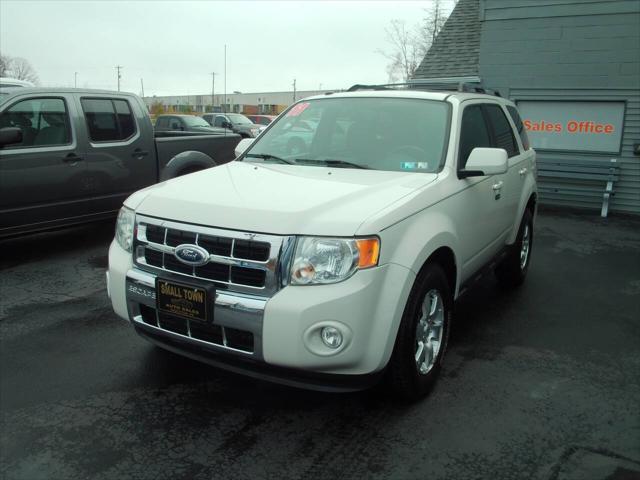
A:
286;102;310;117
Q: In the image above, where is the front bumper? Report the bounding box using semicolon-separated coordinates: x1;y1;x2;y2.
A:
108;239;415;389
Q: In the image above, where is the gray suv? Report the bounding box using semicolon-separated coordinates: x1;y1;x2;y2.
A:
203;113;264;138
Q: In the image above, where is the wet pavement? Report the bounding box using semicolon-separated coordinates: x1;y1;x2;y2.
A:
1;209;639;480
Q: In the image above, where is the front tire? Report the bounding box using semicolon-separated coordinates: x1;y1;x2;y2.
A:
388;263;452;401
495;209;533;288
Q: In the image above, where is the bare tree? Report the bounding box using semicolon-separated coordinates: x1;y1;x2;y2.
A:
9;57;39;84
378;20;421;83
0;54;11;77
379;0;454;82
416;0;450;57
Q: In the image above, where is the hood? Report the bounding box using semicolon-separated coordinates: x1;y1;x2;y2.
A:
234;123;261;132
133;162;437;236
191;125;227;134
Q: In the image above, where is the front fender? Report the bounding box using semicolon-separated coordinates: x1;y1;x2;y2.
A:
380;210;461;296
160;150;217;181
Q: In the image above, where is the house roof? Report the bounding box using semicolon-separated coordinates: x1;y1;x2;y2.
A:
412;0;481;79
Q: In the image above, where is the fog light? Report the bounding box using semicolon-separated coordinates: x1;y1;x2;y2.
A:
321;326;343;349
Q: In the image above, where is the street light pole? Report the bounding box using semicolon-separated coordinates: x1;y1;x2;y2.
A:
292;79;296;102
223;44;227;113
115;65;123;91
74;72;78;88
211;72;216;112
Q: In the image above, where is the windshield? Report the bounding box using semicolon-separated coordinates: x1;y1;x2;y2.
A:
183;116;211;127
242;97;450;172
227;114;254;125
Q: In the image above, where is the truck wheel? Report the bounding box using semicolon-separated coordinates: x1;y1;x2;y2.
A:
495;209;533;288
388;263;452;401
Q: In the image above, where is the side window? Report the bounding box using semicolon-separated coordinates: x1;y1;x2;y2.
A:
170;118;181;130
484;104;518;157
0;97;71;148
156;117;168;129
458;105;492;169
81;98;137;142
213;116;224;127
506;105;531;151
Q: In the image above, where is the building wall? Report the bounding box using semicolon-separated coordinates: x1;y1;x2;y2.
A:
479;0;640;214
144;90;329;116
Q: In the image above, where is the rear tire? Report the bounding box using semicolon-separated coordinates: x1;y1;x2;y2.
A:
495;209;533;288
388;263;452;401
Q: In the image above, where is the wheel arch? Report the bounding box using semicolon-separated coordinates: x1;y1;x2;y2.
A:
160;150;216;181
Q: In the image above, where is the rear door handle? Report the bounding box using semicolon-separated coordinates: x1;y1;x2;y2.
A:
519;167;528;176
62;153;83;163
132;148;149;158
492;181;504;191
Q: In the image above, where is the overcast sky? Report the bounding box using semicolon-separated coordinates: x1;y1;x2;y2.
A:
1;0;455;96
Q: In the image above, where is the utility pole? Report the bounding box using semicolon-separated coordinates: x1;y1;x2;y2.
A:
223;45;227;113
140;78;145;98
115;65;123;91
74;72;78;88
292;79;296;102
210;72;216;112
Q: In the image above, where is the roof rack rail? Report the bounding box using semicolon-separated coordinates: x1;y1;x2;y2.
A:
346;82;501;97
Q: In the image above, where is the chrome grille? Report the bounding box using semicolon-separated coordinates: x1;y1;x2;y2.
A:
133;214;292;297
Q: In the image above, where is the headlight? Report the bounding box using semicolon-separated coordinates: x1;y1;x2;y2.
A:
290;237;380;285
115;206;135;252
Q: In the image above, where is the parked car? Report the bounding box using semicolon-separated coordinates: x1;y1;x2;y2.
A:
154;114;231;135
0;88;241;237
107;87;537;400
202;113;264;138
246;114;276;126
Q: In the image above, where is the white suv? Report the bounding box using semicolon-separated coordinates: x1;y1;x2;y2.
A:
107;87;537;399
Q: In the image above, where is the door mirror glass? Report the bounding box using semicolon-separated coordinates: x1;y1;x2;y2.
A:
460;147;508;178
235;138;254;157
0;127;23;147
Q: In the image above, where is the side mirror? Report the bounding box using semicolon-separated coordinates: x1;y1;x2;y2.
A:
235;138;254;157
459;147;508;178
223;121;232;129
0;127;23;147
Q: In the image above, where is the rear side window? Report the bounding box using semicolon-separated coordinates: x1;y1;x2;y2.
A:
484;104;518;157
81;98;137;142
0;97;71;148
506;105;530;151
155;117;168;129
459;105;492;169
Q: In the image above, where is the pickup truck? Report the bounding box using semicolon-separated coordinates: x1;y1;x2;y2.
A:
107;87;537;399
0;88;240;237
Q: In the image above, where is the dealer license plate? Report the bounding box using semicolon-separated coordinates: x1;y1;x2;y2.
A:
156;279;210;322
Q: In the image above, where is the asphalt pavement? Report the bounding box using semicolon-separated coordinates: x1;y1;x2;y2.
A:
1;209;639;480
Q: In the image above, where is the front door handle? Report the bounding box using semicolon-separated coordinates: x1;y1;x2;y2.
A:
492;181;504;191
132;148;149;159
62;153;83;163
519;167;528;176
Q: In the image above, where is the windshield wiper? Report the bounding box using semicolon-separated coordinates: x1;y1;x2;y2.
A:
243;153;296;165
294;158;371;170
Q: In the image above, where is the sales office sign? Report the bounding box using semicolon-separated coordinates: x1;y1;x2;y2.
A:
517;101;625;154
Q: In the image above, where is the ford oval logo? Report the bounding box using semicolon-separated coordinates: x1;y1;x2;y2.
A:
174;244;209;266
